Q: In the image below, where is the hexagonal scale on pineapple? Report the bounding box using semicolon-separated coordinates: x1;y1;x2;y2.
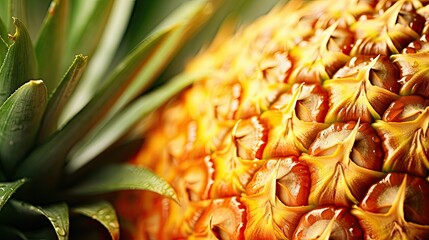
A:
242;157;312;239
373;99;429;177
351;0;424;55
301;121;385;206
352;174;429;239
324;56;399;123
288;22;351;84
292;206;363;240
359;173;429;225
392;50;429;98
261;84;329;158
189;197;246;240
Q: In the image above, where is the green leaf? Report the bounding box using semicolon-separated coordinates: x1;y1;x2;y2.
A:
0;18;37;104
67;71;208;172
0;226;28;240
14;0;212;188
68;163;178;202
0;17;8;45
65;0;114;64
0;179;25;211
72;201;119;240
0;81;47;173
11;201;69;240
0;36;7;65
0;0;28;33
35;0;69;93
71;0;135;110
38;55;87;142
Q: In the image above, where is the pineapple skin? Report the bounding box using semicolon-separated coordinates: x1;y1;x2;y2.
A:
117;0;429;239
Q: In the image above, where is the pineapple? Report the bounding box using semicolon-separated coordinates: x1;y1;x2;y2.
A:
0;0;218;239
120;0;429;239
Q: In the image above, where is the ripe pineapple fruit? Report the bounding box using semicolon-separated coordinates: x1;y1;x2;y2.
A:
121;0;429;239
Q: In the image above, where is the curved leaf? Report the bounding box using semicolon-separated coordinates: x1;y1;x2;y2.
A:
67;163;178;202
0;226;28;240
35;0;69;92
14;0;213;190
0;80;47;173
72;201;119;240
65;0;114;64
0;179;25;211
0;0;28;33
67;71;207;172
11;201;69;240
71;0;135;110
38;54;88;142
0;18;37;104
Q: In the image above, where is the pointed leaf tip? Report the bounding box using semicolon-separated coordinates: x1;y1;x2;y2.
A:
0;17;37;104
72;201;119;240
68;163;178;203
0;81;47;173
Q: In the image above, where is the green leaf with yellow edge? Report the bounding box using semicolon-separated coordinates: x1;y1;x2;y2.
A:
35;0;68;93
0;81;47;173
14;0;213;190
11;201;69;240
68;163;178;203
38;54;88;142
67;71;209;172
0;179;26;211
65;0;114;64
0;18;37;104
72;201;119;240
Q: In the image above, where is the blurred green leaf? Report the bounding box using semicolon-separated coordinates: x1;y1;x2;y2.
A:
0;0;28;33
14;0;212;191
11;201;69;240
72;201;119;240
0;18;37;104
0;37;7;64
68;163;178;203
69;0;135;114
0;226;28;240
35;0;68;93
0;17;8;44
65;0;114;65
0;81;47;173
0;179;26;211
38;54;87;142
68;71;209;172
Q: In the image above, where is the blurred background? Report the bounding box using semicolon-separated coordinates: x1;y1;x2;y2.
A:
26;0;282;91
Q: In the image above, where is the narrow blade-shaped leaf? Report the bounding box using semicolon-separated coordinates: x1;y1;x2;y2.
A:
67;71;208;172
0;17;8;45
0;18;37;104
11;201;69;240
0;226;28;240
35;0;68;93
0;37;7;65
38;55;87;142
0;179;25;211
14;0;212;188
72;201;119;240
65;0;114;65
68;163;178;202
68;0;135;114
0;0;28;33
0;80;47;173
